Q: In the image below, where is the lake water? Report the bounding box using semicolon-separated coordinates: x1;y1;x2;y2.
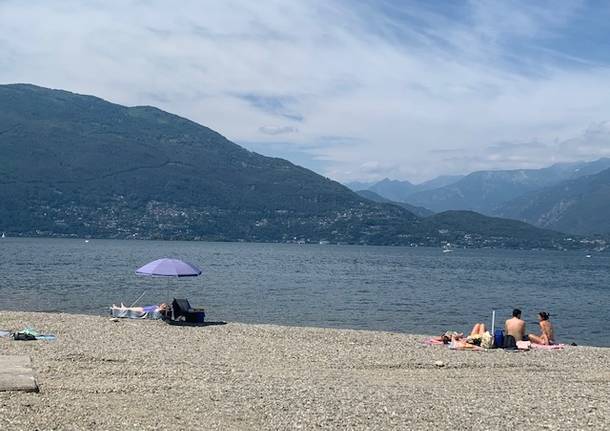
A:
1;238;609;346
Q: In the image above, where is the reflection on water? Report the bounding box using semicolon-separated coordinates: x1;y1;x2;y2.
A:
1;238;609;346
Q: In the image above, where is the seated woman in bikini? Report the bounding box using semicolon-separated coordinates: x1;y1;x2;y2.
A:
528;311;555;345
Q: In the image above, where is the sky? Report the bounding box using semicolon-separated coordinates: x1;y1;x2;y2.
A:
2;0;610;183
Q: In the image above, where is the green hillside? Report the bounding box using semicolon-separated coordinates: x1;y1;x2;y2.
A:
0;84;417;243
356;190;434;217
0;84;580;249
422;211;564;248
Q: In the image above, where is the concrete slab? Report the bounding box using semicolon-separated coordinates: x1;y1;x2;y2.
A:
0;355;39;392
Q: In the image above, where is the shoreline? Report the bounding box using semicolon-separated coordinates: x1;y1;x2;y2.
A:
1;311;609;430
0;308;603;348
3;235;608;253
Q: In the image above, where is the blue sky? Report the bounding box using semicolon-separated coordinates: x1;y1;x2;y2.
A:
1;0;610;182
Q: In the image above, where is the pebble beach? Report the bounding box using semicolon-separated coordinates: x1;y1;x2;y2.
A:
1;311;609;430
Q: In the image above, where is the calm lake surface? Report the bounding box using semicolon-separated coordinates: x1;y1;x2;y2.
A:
1;237;609;346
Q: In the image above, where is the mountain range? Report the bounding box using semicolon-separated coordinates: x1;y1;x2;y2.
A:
0;83;583;249
354;159;610;235
496;168;610;235
346;175;464;202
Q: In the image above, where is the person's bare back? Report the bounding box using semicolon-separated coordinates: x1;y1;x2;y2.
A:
505;309;526;342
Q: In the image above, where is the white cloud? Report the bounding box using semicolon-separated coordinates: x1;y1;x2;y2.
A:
1;0;609;182
259;125;298;135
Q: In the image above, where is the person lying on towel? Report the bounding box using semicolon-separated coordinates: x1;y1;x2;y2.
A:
111;303;169;319
433;322;487;346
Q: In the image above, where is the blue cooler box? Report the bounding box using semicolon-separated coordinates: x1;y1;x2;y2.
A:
494;329;504;348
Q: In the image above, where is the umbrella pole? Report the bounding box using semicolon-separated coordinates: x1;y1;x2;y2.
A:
166;279;170;307
129;291;147;308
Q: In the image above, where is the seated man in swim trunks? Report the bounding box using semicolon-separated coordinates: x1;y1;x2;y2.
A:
504;308;526;348
528;311;555;345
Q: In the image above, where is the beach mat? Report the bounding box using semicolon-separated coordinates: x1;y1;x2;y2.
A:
0;355;39;392
12;328;56;341
423;338;485;350
425;336;567;351
111;305;162;320
531;343;566;350
34;334;57;341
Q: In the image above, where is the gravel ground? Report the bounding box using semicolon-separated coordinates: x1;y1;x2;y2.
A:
0;311;608;430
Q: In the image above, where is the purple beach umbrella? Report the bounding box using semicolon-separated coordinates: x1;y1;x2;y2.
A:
135;258;202;277
133;258;202;307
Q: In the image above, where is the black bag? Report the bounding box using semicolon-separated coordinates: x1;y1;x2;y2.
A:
13;332;37;341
